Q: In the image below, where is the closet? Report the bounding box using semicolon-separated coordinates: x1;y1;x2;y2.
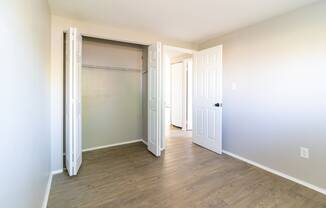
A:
64;28;162;176
81;37;148;150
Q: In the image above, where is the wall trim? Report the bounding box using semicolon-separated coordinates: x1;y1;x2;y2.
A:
42;169;65;208
222;150;326;195
42;173;53;208
82;139;143;152
52;169;63;175
142;139;148;146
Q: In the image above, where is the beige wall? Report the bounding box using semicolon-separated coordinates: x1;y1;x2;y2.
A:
82;38;144;149
0;0;51;207
199;1;326;190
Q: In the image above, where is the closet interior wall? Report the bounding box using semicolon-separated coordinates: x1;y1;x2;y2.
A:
82;37;147;150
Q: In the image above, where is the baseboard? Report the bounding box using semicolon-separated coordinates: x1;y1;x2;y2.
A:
42;172;53;208
222;150;326;195
141;139;164;151
82;139;143;152
52;169;63;175
142;139;148;146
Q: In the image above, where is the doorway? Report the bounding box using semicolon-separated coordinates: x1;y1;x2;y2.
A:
162;45;194;150
63;27;162;176
161;45;223;154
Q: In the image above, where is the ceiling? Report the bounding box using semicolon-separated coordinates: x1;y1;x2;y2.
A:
165;48;189;59
48;0;319;43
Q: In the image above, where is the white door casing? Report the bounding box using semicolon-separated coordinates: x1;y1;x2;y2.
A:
192;45;223;154
65;27;82;176
148;42;163;156
163;54;171;150
186;59;193;130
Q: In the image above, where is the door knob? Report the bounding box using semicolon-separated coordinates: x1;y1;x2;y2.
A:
214;103;222;107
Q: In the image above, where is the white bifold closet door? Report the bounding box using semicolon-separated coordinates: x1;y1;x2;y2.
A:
65;27;82;176
147;42;163;157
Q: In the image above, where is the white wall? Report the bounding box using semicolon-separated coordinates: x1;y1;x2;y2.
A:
200;1;326;190
50;15;195;172
82;38;144;149
0;0;51;207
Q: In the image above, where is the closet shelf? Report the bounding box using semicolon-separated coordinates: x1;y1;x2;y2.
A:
82;64;141;72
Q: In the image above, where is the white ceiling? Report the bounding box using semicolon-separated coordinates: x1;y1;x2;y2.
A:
165;48;189;59
48;0;319;43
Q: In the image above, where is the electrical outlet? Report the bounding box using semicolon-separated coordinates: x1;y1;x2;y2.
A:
300;147;309;159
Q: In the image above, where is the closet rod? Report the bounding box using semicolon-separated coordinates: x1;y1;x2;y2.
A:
82;64;141;72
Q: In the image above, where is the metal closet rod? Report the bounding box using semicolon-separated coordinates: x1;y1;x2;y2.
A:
82;64;141;72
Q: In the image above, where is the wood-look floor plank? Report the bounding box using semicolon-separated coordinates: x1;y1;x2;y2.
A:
48;130;326;208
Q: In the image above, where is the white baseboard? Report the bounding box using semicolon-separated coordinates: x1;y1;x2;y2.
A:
42;172;53;208
52;169;63;175
142;139;148;146
42;169;64;208
82;139;143;152
222;150;326;195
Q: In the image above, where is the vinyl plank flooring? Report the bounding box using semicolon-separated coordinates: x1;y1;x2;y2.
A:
48;131;326;208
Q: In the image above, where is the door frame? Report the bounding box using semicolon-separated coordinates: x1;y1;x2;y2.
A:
184;59;193;131
62;32;157;169
161;45;197;150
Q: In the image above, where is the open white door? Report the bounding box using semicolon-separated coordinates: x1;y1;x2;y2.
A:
193;45;223;154
65;27;82;176
171;62;184;128
148;42;163;157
